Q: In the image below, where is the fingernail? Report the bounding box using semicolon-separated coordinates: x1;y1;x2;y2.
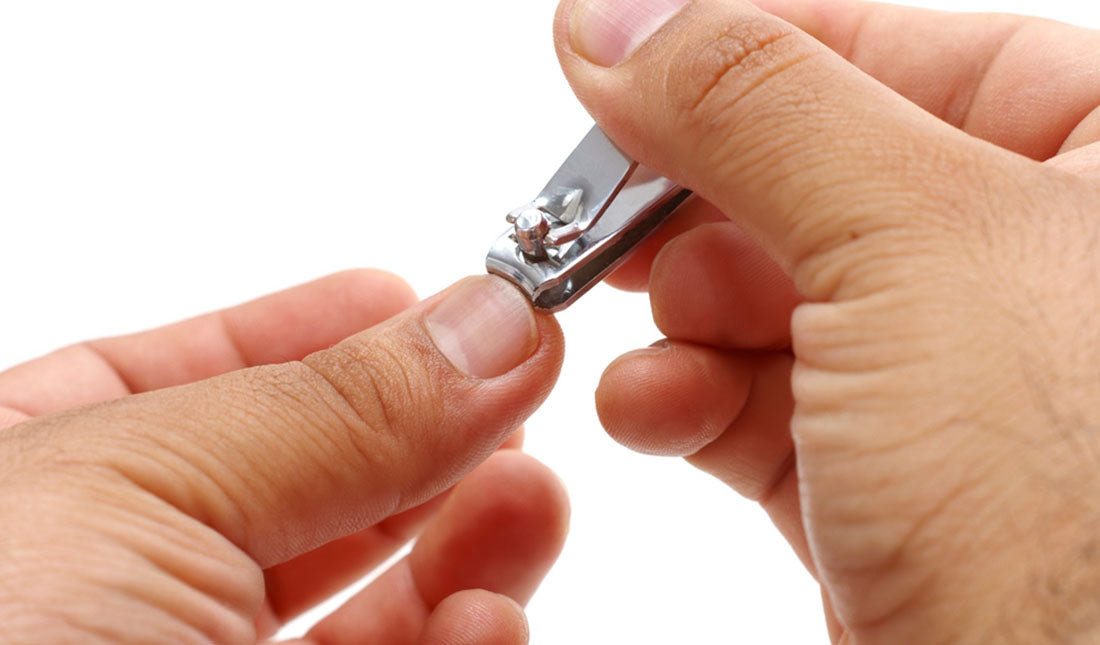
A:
571;0;690;67
426;276;539;379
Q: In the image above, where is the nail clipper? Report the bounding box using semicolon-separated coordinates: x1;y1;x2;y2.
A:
486;126;692;312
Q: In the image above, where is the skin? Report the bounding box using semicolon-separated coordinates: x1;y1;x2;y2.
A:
559;0;1100;642
6;2;1100;643
0;271;569;644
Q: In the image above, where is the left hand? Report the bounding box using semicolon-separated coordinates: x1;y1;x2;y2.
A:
0;270;569;644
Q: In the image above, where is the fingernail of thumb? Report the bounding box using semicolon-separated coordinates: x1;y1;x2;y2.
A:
571;0;689;67
426;277;539;379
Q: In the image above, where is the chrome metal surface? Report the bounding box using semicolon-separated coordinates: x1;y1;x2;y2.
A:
486;126;691;312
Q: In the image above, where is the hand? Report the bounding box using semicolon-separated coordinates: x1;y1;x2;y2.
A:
0;271;568;644
554;0;1100;642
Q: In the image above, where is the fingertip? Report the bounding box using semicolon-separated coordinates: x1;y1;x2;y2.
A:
460;451;571;572
533;308;566;373
474;450;572;537
334;267;419;309
604;197;729;293
604;253;654;292
426;276;541;379
419;590;529;645
650;222;800;349
410;451;570;608
596;342;753;456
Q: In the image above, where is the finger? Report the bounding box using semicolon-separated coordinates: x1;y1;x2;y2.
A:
605;5;1100;296
305;451;568;645
260;495;447;631
21;275;564;568
751;0;1100;159
0;406;29;431
604;196;725;292
822;585;847;643
0;269;416;417
406;451;569;609
596;340;753;456
555;0;1061;301
500;426;525;450
1048;140;1100;177
650;221;800;349
597;344;812;567
418;590;529;645
686;352;810;570
260;431;525;630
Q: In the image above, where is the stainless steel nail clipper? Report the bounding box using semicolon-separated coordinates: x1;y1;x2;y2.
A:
485;126;691;312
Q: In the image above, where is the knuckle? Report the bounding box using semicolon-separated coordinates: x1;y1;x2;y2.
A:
299;338;442;454
665;14;817;135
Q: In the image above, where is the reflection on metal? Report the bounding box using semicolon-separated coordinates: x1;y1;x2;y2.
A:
486;126;691;312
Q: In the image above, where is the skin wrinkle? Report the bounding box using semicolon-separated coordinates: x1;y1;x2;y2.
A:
699;17;1100;611
950;21;1027;134
16;498;225;644
997;525;1100;643
310;355;424;520
683;353;792;498
685;27;803;112
112;550;254;645
91;392;290;560
98;500;260;620
101;439;258;565
756;449;796;506
966;21;1088;161
304;335;441;449
260;363;376;487
1019;350;1100;472
689;54;832;192
246;362;411;558
292;355;399;458
31;604;119;645
11;2;1100;643
0;269;566;643
213;309;252;375
100;571;230;645
837;2;869;61
288;366;413;549
79;341;139;396
823;424;1038;635
0;402;33;424
1061;106;1100;153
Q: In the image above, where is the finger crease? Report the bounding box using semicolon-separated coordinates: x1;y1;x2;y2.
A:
215;311;251;369
842;7;872;62
0;402;34;422
758;450;796;505
958;21;1028;133
689;30;804;112
81;341;137;394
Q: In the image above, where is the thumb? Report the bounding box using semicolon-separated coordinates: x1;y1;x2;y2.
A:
554;0;1043;299
30;275;563;566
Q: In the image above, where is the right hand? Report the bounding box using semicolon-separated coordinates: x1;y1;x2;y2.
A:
555;0;1100;642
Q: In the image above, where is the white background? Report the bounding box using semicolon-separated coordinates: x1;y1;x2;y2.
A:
2;1;1098;643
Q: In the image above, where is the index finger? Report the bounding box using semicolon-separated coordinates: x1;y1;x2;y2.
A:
753;0;1100;158
0;269;416;418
